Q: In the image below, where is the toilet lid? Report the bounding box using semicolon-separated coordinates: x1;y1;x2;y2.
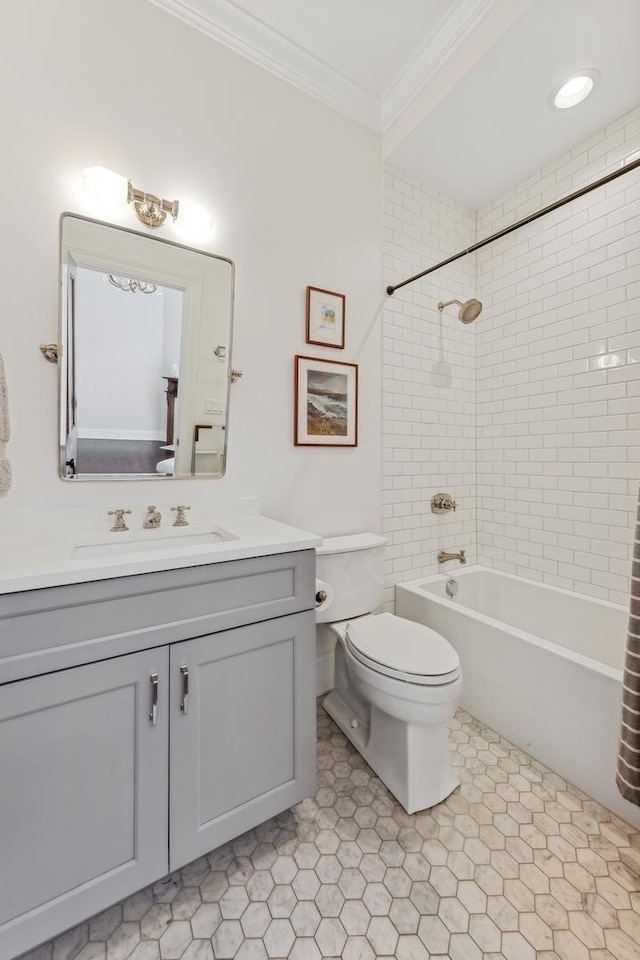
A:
346;612;460;686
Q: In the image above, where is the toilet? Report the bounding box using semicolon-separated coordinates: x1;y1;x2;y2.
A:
317;533;461;814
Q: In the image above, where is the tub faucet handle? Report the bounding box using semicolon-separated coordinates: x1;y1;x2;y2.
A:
431;493;458;513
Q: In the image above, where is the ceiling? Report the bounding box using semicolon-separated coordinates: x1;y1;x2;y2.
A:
149;0;640;208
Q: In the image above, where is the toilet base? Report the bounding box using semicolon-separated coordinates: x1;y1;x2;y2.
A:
323;689;460;815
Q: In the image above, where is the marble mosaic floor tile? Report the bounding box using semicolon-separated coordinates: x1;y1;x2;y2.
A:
18;703;640;960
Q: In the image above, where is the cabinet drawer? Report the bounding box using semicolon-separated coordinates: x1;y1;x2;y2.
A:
0;550;315;683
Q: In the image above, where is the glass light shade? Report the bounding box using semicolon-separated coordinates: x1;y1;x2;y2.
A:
175;201;213;242
82;166;129;211
553;75;594;110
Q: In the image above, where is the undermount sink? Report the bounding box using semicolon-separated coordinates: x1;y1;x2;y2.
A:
73;527;236;559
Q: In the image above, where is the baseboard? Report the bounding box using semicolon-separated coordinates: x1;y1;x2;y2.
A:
316;652;334;697
78;429;166;441
316;630;336;697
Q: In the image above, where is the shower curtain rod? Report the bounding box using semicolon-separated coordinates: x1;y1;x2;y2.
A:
385;155;640;296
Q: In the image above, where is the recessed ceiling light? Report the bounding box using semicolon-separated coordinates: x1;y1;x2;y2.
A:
552;71;597;110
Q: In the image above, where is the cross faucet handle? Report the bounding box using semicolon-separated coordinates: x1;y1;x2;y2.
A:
171;505;191;527
431;493;458;514
108;508;132;532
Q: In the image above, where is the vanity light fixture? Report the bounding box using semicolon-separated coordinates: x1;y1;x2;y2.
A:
82;166;212;239
83;166;178;228
174;201;214;243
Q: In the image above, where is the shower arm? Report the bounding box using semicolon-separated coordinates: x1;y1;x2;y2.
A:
385;155;640;297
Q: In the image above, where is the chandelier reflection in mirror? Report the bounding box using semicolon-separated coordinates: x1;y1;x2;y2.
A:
82;166;213;243
106;274;158;295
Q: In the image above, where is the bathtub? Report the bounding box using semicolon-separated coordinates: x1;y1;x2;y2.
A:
395;566;640;829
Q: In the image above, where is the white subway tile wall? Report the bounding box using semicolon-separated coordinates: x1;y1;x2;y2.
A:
476;107;640;605
383;106;640;609
382;169;477;610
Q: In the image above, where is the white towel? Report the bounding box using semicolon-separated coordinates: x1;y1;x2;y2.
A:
0;354;9;442
0;459;11;496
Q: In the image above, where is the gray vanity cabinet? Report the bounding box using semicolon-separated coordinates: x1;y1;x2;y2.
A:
170;612;315;868
0;549;316;960
0;648;170;960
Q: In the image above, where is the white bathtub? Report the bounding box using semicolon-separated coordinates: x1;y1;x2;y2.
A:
395;566;640;829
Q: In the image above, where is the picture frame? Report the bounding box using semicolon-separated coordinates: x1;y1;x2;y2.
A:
306;286;346;349
294;355;358;447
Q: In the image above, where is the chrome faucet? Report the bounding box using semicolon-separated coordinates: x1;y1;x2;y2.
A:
108;508;132;532
143;505;162;529
438;549;466;566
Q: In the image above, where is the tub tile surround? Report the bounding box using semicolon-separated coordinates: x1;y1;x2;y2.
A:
382;170;477;610
19;702;640;960
476;107;640;606
383;105;640;610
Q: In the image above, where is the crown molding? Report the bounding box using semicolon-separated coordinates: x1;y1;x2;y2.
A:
149;0;501;134
148;0;381;130
381;0;500;131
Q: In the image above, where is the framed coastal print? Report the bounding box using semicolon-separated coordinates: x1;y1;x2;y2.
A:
306;286;345;349
294;355;358;447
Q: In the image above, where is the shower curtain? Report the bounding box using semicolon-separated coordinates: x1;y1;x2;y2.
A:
617;486;640;805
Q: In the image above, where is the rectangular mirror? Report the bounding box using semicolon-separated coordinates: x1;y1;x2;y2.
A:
59;214;234;480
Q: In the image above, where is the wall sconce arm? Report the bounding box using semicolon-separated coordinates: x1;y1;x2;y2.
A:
40;343;59;363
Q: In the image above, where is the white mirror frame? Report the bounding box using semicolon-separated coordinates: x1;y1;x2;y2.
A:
59;213;234;481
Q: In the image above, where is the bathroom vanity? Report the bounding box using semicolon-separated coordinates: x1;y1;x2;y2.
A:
0;515;318;959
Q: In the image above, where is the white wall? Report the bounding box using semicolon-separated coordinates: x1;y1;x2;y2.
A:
0;0;381;537
382;169;476;609
476;107;640;605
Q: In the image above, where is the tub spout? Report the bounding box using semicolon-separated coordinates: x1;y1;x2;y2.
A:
438;549;466;566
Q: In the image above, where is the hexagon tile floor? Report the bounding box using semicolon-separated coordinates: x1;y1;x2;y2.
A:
19;702;640;960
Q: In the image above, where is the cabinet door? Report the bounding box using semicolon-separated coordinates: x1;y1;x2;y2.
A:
170;611;316;869
0;648;169;960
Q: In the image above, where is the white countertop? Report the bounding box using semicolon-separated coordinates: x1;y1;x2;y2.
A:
0;514;321;594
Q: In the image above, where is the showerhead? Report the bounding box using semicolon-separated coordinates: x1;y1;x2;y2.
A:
438;298;483;324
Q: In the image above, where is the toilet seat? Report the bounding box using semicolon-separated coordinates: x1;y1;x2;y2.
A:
345;612;460;686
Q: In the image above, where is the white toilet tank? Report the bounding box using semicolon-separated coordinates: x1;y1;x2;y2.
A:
316;533;386;623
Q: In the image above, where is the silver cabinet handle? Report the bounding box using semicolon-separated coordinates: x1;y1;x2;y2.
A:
150;672;159;725
180;665;189;714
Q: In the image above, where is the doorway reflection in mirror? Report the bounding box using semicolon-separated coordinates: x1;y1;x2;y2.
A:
72;266;183;477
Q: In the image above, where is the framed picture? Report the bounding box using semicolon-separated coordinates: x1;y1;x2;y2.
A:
306;286;345;349
294;355;358;447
